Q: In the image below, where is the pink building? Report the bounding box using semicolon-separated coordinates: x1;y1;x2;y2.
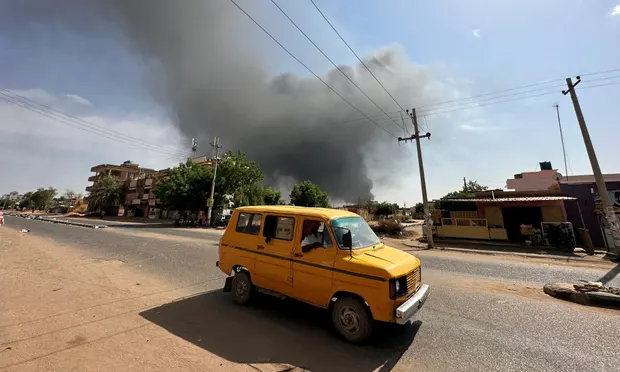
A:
506;169;563;191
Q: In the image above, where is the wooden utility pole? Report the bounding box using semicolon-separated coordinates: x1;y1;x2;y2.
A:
563;77;619;255
206;136;222;227
399;109;434;248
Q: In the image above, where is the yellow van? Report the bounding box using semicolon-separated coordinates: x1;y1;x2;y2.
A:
216;206;429;343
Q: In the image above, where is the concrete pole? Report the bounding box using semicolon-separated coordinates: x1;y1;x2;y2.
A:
553;103;569;181
206;136;221;227
564;77;620;255
409;109;435;248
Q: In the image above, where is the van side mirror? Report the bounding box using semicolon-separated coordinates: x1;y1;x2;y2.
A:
342;230;352;249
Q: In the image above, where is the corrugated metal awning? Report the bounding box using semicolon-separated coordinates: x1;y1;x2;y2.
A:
444;196;576;202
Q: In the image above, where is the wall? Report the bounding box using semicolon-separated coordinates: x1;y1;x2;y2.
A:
541;205;564;222
483;206;504;227
560;181;620;247
506;170;560;191
437;225;489;239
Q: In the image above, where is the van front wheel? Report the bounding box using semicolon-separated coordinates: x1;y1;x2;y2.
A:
332;297;373;344
232;271;252;305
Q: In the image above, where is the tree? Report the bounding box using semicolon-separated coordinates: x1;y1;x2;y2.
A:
289;181;329;207
373;201;399;218
262;186;281;205
215;151;264;208
155;160;212;212
156;151;265;213
242;184;282;206
414;202;424;215
87;176;126;212
30;187;57;210
441;180;488;199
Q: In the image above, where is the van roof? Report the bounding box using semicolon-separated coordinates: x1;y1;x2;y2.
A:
234;205;359;220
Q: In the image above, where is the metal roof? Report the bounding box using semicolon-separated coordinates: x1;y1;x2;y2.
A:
443;196;576;202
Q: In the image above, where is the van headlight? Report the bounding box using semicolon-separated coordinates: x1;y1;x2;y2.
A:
389;276;408;299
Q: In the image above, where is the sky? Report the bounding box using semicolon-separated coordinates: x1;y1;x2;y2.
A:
1;0;619;206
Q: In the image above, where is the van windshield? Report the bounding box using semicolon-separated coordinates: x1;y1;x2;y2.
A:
331;216;380;250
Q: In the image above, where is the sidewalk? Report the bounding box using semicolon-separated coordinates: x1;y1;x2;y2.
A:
0;227;271;371
384;237;614;265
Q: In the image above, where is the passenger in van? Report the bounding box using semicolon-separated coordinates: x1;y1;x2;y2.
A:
301;221;323;251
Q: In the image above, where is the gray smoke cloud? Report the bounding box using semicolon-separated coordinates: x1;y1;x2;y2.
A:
2;0;455;203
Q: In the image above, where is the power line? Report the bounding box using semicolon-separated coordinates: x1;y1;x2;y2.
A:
0;92;190;161
317;68;620;126
326;79;620;127
0;88;190;159
268;0;407;134
227;0;396;137
308;0;407;113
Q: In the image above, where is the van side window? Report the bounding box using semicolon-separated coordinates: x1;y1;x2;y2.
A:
263;215;295;241
301;220;333;250
236;213;261;235
247;214;262;235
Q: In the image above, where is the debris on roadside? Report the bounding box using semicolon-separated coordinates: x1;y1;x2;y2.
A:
574;281;620;295
544;282;620;307
20;229;30;233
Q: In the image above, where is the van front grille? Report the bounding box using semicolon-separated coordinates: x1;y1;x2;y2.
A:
406;266;421;294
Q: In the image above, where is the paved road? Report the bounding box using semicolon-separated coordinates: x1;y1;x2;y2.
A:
4;216;620;371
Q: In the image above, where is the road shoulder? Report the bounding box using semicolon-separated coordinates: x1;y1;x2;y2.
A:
0;227;256;372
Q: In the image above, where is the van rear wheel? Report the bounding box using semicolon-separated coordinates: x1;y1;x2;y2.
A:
332;297;373;344
232;271;252;305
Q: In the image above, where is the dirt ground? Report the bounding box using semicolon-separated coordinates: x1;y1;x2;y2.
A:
0;228;297;372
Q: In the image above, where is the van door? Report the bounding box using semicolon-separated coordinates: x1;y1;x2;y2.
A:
227;212;263;272
253;214;295;295
291;218;336;307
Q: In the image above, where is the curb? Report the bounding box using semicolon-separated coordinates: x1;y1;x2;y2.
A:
402;243;611;264
439;247;608;264
38;217;107;229
543;282;620;308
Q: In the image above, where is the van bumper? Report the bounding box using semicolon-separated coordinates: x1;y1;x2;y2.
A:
395;284;430;325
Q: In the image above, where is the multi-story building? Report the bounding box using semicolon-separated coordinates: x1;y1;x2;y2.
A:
85;161;155;193
86;157;217;219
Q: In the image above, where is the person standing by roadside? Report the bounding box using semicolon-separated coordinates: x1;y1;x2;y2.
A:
0;211;5;226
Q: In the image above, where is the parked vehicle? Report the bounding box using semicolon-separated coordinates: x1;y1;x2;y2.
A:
216;205;429;344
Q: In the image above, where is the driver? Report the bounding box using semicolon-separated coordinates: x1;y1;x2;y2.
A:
301;221;323;250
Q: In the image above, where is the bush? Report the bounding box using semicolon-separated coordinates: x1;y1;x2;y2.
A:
371;219;403;236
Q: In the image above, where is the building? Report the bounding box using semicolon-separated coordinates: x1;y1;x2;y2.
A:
85;161;155;193
557;174;620;249
436;189;574;243
86;156;219;218
506;162;562;191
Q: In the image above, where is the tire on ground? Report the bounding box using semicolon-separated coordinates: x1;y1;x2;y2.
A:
331;296;373;344
231;271;253;305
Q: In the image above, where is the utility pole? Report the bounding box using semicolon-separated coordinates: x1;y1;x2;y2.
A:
399;108;434;248
191;138;198;158
463;177;467;189
553;103;569;181
563;77;620;255
206;136;222;227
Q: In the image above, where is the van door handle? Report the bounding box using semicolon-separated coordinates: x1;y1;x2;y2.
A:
257;245;265;250
293;253;303;258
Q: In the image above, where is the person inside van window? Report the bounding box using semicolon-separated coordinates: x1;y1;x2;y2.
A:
301;221;323;251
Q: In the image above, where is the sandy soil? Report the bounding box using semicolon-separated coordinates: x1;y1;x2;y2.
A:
0;227;291;372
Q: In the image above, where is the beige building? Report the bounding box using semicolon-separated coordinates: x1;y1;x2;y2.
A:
85;161;155;192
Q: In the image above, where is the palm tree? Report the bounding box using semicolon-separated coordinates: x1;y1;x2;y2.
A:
87;176;126;213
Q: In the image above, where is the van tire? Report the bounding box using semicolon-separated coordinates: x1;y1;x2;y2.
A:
331;297;373;344
232;271;253;305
